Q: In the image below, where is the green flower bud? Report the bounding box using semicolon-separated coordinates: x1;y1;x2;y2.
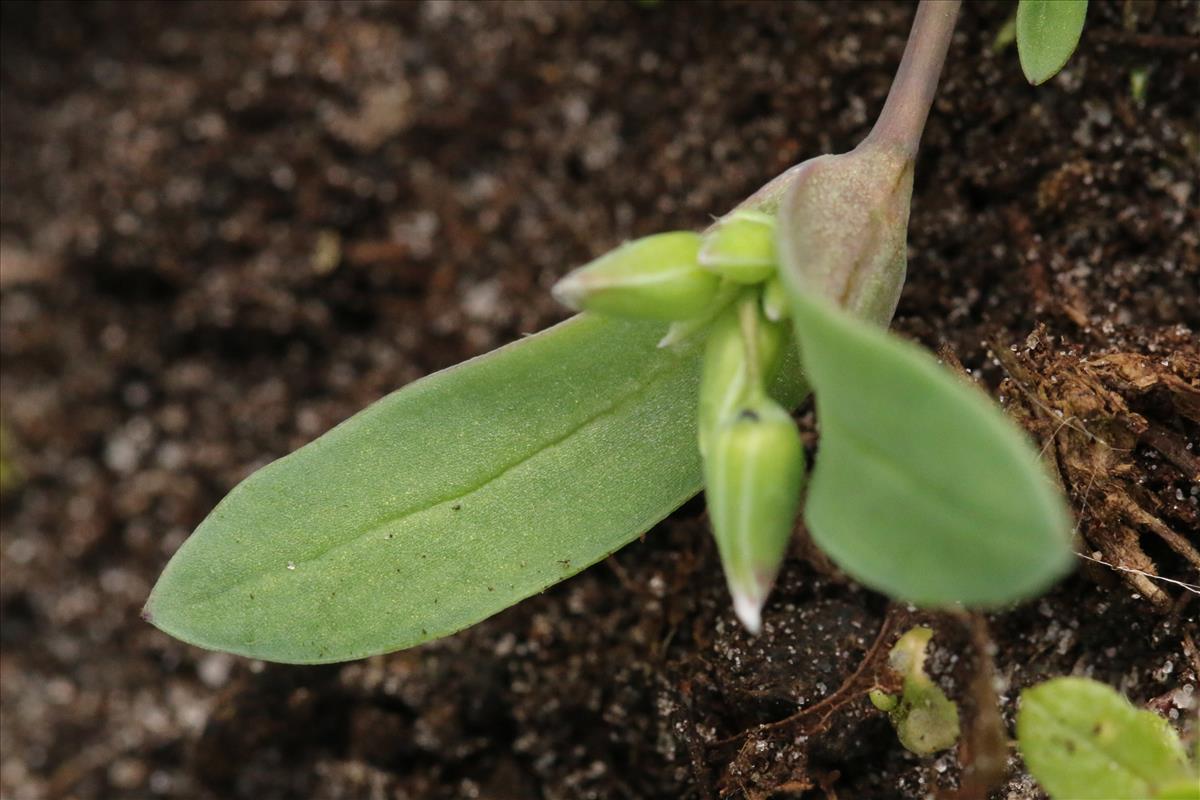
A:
703;397;805;634
760;277;789;322
775;143;915;326
552;231;720;321
698;210;777;284
697;304;786;457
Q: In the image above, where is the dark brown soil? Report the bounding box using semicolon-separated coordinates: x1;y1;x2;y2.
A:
2;1;1197;798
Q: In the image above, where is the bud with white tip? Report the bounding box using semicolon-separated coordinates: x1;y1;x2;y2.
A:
704;397;805;634
552;231;720;322
760;277;789;322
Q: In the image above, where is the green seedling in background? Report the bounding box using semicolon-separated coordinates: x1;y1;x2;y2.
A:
1018;677;1199;800
0;423;21;495
146;0;1075;664
1130;66;1150;105
1015;0;1088;85
869;626;960;756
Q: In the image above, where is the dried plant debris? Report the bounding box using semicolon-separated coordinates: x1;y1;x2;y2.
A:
995;325;1199;609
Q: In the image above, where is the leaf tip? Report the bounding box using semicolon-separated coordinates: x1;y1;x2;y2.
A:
550;272;586;311
732;589;764;635
140;573;192;642
1021;62;1053;86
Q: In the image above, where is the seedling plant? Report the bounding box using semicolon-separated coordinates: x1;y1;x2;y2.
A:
145;1;1200;790
144;0;1084;664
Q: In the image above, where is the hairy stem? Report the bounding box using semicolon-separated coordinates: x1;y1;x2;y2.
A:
863;0;961;155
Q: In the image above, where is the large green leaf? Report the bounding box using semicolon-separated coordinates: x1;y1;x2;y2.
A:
1018;677;1193;800
788;293;1073;607
1016;0;1088;85
145;313;805;663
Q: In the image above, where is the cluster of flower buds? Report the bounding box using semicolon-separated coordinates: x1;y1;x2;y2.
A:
552;214;806;633
552;211;794;336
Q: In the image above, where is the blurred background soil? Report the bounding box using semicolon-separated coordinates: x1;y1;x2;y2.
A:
1;1;1197;798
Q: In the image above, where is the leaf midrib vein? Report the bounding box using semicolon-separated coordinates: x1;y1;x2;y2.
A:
189;346;695;605
820;410;1040;562
1027;704;1164;791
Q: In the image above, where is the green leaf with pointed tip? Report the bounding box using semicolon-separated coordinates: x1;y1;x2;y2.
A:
787;292;1073;607
146;313;807;664
1017;677;1192;800
1016;0;1088;85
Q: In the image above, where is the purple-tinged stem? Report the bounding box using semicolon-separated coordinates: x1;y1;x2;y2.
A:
863;0;961;156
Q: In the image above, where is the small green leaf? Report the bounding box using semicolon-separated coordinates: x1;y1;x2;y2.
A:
787;292;1073;607
1018;677;1192;800
1016;0;1088;85
1130;66;1150;106
146;313;807;663
0;423;21;494
992;10;1018;54
147;316;698;662
869;689;899;712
